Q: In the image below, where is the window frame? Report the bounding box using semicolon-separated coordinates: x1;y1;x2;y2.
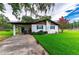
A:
37;25;43;29
50;25;55;29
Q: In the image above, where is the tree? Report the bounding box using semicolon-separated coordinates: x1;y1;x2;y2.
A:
0;14;8;25
8;3;22;20
22;16;34;22
0;3;55;20
9;3;55;20
0;14;12;30
39;16;51;20
72;21;79;29
58;16;69;32
0;4;12;30
77;21;79;29
0;3;55;29
33;3;55;15
0;3;5;12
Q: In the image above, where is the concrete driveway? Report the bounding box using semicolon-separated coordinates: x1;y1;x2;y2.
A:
0;35;47;55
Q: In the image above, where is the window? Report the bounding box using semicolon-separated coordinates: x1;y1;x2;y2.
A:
37;25;43;29
50;25;55;29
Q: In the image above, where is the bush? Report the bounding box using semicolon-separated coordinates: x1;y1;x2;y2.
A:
32;30;47;35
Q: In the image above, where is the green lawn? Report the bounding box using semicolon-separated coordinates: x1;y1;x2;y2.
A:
0;31;13;41
33;30;79;55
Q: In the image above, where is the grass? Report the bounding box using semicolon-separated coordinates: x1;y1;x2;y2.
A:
0;31;13;41
33;30;79;55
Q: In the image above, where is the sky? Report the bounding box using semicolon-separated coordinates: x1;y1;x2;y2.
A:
65;4;79;22
51;3;77;22
1;3;79;23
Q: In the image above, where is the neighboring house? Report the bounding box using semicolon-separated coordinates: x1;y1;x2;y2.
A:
10;19;59;36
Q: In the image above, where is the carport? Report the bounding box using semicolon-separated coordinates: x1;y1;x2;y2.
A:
9;22;32;36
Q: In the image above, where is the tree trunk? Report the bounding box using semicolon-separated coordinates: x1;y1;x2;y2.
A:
61;29;63;33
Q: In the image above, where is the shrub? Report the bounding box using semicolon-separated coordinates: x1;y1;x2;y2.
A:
32;30;47;35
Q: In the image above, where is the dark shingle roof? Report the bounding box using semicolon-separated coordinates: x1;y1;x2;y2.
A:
9;19;59;25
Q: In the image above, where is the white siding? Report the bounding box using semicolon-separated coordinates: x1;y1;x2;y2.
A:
31;24;59;34
48;25;59;34
55;25;59;33
31;24;46;32
32;25;37;32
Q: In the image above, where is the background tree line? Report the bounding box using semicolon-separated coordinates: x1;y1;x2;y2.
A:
69;21;79;29
58;16;79;33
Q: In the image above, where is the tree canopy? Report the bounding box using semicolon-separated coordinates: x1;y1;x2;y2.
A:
58;16;69;32
9;3;55;20
22;16;34;22
0;3;5;12
0;3;55;21
0;14;12;30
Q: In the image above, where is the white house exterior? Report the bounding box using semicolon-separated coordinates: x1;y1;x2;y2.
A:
31;20;59;34
10;19;59;36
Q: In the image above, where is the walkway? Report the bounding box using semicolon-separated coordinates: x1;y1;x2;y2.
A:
0;35;47;55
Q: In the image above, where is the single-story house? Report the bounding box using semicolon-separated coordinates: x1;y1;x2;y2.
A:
9;19;59;36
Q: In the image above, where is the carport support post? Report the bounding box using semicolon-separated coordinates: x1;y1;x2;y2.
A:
13;24;16;36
